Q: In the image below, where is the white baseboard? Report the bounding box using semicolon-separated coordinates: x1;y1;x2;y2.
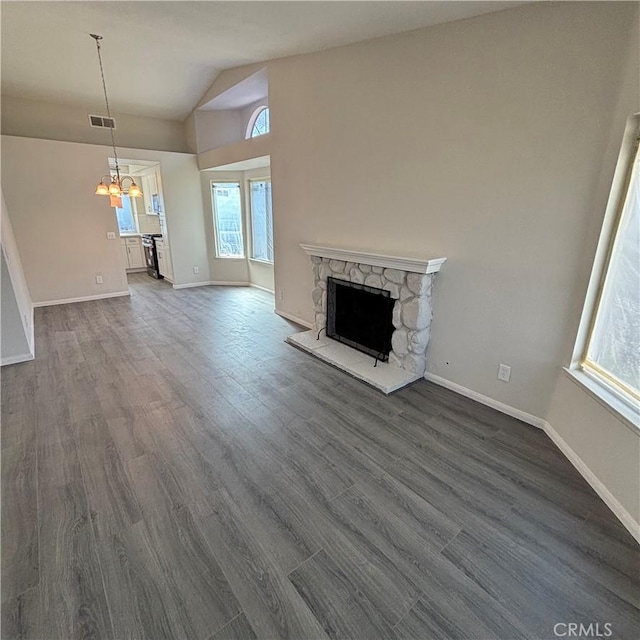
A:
543;421;640;543
209;281;249;287
250;283;275;294
1;352;35;366
33;291;130;307
275;309;313;329
424;372;639;541
172;281;250;290
424;372;546;429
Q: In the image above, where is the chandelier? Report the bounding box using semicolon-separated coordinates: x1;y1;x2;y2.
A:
90;34;142;205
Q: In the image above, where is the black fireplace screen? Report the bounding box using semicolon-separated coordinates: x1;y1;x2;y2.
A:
326;276;395;361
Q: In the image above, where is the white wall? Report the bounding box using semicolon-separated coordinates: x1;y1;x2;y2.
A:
1;252;30;362
1;136;207;302
193;109;244;154
1;188;34;364
248;1;638;423
1;188;33;346
198;134;271;171
185;111;198;154
1;96;187;153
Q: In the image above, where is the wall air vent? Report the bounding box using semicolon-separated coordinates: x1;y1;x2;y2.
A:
88;114;116;129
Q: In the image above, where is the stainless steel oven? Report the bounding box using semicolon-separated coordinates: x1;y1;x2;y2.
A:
142;234;163;279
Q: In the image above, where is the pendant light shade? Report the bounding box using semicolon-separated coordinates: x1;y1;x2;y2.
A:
108;179;122;196
95;181;109;195
128;182;142;198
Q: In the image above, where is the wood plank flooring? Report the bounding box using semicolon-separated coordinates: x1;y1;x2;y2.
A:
2;273;639;640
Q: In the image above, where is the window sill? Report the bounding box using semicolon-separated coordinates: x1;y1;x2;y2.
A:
214;256;246;261
563;367;640;435
249;258;274;266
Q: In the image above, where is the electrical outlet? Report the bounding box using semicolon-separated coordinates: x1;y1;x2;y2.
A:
278;289;284;301
95;275;103;284
193;266;199;274
498;363;511;382
106;232;116;240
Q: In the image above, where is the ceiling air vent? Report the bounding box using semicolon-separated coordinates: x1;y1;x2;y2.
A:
88;114;116;129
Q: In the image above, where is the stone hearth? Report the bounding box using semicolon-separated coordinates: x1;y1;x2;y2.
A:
287;245;445;393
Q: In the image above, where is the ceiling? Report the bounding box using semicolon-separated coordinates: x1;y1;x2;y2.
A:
1;1;525;122
202;69;269;111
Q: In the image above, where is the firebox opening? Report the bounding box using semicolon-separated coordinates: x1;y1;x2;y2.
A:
326;276;395;361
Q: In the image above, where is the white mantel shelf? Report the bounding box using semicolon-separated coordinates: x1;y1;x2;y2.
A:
300;244;446;274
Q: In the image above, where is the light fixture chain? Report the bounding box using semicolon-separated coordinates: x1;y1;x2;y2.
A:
92;35;120;182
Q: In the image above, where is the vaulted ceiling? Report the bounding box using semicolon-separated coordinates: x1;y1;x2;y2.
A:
1;1;524;121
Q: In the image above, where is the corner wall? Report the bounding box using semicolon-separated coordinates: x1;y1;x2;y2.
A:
200;164;274;291
545;22;640;533
245;166;274;293
201;170;250;284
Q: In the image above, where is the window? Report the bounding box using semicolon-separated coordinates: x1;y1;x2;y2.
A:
579;118;640;409
212;182;244;258
247;107;270;138
250;179;273;262
115;195;137;234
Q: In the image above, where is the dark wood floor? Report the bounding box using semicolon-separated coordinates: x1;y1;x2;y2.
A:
2;273;638;640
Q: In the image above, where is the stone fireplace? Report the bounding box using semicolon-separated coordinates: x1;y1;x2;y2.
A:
286;245;446;393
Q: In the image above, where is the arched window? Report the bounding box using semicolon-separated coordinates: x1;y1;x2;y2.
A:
247;106;269;138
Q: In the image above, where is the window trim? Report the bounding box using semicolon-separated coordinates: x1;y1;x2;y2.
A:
570;113;640;429
246;106;269;139
211;181;245;259
248;177;274;264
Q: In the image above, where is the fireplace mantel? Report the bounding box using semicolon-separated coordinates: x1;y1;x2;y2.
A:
300;244;446;274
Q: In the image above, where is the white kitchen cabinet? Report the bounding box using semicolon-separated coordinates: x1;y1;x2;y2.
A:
156;247;166;277
155;238;174;281
148;171;158;197
120;236;145;270
120;239;129;269
142;175;154;214
141;170;161;215
127;243;145;269
163;245;174;280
